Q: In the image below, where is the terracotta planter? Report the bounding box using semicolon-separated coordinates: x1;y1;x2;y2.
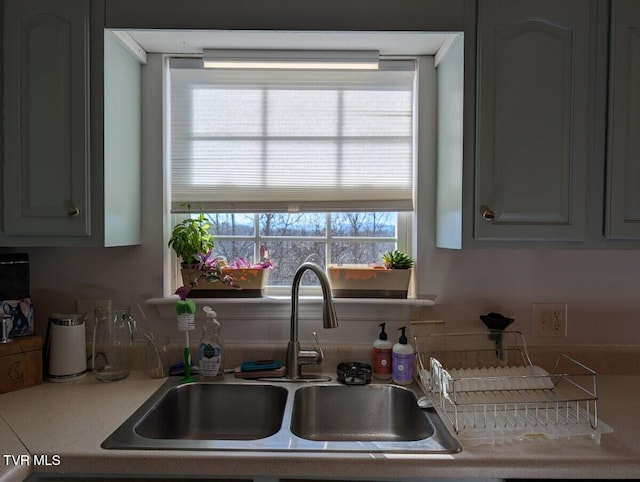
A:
327;265;412;299
181;268;269;298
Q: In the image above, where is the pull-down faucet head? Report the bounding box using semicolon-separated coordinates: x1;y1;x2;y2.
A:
286;262;338;380
290;262;338;342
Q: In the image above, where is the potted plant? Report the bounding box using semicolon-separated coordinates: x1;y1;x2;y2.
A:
381;249;415;270
328;250;414;299
169;213;273;297
179;248;273;299
168;213;214;267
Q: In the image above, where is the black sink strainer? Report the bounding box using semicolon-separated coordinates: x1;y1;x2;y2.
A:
336;361;372;385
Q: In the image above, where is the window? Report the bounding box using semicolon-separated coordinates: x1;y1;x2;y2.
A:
205;211;409;288
168;57;420;291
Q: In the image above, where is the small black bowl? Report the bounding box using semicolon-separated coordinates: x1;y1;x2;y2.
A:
336;361;372;385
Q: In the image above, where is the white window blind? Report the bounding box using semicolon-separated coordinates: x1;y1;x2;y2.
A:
169;59;416;213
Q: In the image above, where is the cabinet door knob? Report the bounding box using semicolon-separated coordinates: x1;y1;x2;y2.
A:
67;207;80;217
481;206;495;221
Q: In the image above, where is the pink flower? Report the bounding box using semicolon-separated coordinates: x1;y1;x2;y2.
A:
229;257;273;270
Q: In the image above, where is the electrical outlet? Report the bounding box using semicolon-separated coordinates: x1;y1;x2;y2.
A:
532;303;567;337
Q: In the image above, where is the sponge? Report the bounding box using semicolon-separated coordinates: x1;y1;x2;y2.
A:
233;365;286;379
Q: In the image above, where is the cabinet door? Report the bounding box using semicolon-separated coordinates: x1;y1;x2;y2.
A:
606;0;640;239
3;0;91;236
475;0;601;241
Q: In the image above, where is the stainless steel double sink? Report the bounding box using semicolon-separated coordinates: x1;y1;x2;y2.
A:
102;377;460;453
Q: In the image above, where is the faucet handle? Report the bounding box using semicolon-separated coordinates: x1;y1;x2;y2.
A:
297;331;324;366
311;331;324;364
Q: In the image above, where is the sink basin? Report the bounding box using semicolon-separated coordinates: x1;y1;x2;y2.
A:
291;384;433;441
102;377;460;453
102;380;291;450
136;383;288;440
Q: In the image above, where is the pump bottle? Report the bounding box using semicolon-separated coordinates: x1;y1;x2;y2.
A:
372;322;393;379
198;306;224;380
392;326;414;385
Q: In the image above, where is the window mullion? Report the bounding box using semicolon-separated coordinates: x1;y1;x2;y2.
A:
326;212;333;267
254;213;260;261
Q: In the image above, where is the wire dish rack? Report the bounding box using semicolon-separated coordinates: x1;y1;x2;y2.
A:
414;331;612;444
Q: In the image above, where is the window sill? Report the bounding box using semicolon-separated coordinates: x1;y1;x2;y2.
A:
146;296;435;322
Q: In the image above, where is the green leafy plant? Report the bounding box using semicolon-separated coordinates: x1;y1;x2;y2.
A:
381;250;414;269
168;213;214;266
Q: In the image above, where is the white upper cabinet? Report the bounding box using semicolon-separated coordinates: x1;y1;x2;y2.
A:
2;0;141;247
474;0;605;243
3;0;91;238
438;0;640;248
605;0;640;239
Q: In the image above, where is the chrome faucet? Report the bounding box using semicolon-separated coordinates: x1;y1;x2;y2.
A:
285;262;338;380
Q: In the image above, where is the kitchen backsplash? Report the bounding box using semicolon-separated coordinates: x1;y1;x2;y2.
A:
123;341;640;376
1;245;639;348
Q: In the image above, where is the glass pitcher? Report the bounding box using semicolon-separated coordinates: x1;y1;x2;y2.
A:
92;307;136;381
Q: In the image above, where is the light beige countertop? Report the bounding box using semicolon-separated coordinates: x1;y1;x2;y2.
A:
0;417;30;482
1;372;639;481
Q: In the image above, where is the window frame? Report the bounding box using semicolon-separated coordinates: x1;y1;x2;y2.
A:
162;54;435;299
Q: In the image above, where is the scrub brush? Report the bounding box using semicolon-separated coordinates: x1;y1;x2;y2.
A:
176;298;196;383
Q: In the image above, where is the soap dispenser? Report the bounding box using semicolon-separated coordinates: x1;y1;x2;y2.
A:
198;306;224;380
392;326;414;385
372;322;393;379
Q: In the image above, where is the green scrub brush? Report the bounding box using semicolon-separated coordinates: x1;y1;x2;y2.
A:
176;299;196;383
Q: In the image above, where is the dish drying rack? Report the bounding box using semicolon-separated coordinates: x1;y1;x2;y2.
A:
415;331;612;443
